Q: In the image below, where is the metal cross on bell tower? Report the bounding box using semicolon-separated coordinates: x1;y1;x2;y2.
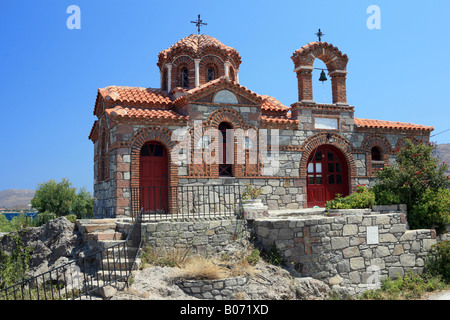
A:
191;14;207;34
315;29;324;42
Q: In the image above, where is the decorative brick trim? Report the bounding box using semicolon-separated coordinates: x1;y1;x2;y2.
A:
129;126;179;214
299;132;357;192
199;55;225;85
207;107;246;129
361;134;392;177
98;126;110;182
291;42;349;104
172;55;195;89
394;136;423;152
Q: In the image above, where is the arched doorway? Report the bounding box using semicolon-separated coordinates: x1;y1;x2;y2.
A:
307;145;349;207
139;141;169;213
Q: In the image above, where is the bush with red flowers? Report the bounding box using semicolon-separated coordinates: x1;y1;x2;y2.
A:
372;139;450;234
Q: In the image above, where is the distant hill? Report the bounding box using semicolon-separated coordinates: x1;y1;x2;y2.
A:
434;143;450;175
0;189;35;210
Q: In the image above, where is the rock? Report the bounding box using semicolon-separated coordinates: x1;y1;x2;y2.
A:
99;285;117;300
0;217;87;280
293;277;331;300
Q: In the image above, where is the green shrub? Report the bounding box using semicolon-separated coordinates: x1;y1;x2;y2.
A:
242;183;262;200
246;249;260;266
426;240;450;283
261;243;284;266
65;214;77;224
371;140;449;234
0;232;34;289
0;214;13;233
326;185;375;210
410;189;450;234
359;271;447;300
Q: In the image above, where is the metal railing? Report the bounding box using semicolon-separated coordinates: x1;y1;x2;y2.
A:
0;209;143;300
131;185;246;221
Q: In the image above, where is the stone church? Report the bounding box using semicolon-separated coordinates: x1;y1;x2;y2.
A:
88;33;433;218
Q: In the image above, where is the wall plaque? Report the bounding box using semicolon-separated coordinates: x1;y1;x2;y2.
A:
314;117;339;130
366;226;379;244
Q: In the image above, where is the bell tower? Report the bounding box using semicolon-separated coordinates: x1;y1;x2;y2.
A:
291;41;349;105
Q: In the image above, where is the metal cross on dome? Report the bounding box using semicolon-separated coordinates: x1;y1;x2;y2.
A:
315;29;324;42
191;14;207;34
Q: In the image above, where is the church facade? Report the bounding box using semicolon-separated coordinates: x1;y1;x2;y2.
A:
88;34;433;218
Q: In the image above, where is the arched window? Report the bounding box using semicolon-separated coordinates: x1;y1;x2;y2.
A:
218;122;233;177
229;66;235;82
162;69;168;91
181;68;189;88
207;68;215;82
371;146;382;161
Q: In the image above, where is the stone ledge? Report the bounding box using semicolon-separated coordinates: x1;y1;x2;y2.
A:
176;276;249;300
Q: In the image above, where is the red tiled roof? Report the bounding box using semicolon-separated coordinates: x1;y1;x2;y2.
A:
260;95;290;112
173;76;264;107
105;106;187;122
261;115;298;124
99;86;173;107
158;34;241;66
355;118;434;132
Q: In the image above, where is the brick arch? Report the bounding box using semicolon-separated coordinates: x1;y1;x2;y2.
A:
361;134;393;154
130;126;178;189
172;55;195;88
300;132;357;192
292;42;349;71
361;134;392;177
395;136;423;152
207;107;246;129
291;42;349;104
199;55;225;85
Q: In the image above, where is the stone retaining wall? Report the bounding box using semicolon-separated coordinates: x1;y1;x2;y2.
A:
140;217;250;256
176;276;248;300
252;211;438;295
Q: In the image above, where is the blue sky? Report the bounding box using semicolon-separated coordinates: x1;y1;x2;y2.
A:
1;0;449;192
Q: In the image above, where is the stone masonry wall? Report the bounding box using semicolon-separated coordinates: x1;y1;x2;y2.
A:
141;217;250;256
252;210;438;295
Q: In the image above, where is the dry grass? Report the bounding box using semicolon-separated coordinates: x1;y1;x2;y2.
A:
177;256;229;280
176;252;257;281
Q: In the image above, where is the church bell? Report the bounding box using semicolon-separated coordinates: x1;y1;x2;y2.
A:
319;70;327;82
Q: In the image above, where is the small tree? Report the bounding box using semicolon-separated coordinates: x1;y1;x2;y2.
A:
71;187;94;218
372;140;450;234
31;179;94;218
31;179;76;216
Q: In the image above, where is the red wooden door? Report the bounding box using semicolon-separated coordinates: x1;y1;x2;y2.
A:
218;122;233;176
307;145;349;207
139;142;169;213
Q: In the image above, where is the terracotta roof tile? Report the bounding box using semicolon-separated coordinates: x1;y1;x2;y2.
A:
355;118;433;132
158;34;241;66
105;106;187;122
99;86;173;107
261;115;298;124
260;95;289;112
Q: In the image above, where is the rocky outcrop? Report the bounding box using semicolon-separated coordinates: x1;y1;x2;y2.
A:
112;260;332;300
0;217;88;279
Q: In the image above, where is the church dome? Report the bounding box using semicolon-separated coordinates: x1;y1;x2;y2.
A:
157;34;241;91
157;34;241;68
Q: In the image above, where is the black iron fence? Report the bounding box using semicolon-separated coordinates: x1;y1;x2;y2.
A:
131;185;246;221
0;210;143;300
